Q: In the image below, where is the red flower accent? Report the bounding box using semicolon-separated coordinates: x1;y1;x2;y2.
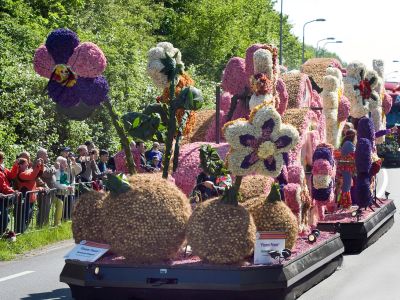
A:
357;79;372;100
251;73;273;96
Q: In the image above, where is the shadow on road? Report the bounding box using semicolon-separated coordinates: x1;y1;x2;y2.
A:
21;288;72;300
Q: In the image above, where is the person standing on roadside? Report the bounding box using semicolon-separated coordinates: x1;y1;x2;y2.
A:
34;148;57;227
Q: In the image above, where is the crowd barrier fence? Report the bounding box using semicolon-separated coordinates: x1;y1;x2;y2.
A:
0;181;96;237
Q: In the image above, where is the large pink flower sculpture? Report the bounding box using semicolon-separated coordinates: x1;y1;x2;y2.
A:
223;104;299;178
33;28;109;120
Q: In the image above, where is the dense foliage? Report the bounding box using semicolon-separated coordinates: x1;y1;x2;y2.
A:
0;0;342;165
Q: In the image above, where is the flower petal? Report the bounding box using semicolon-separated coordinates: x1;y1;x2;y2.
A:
240;151;259;169
251;105;281;138
239;134;257;147
224;121;259;151
68;42;107;78
259;153;284;177
227;148;256;176
33;45;55;78
77;76;109;106
45;28;79;64
272;124;299;153
47;80;80;107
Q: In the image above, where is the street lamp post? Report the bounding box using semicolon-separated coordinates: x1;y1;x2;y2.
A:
279;0;283;65
320;40;342;57
302;18;326;64
316;37;335;57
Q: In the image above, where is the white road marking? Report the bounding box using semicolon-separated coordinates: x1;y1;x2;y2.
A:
0;271;35;283
377;168;388;198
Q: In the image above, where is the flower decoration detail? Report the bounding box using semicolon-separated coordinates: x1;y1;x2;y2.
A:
344;61;379;119
33;28;109;120
223;104;299;177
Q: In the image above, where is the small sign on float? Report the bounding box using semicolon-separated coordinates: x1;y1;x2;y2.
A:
254;231;286;265
64;240;110;262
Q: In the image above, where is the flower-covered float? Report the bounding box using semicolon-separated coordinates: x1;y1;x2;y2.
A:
49;32;395;298
57;41;350;300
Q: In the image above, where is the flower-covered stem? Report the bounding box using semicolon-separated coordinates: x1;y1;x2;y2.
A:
103;100;137;175
173;109;190;172
162;77;177;179
221;175;243;206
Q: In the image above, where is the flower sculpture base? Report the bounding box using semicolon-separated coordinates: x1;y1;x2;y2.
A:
317;199;396;253
60;233;344;300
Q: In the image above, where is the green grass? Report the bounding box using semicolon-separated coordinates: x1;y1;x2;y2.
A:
0;222;72;261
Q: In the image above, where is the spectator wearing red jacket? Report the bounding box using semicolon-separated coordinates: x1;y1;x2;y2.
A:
0;152;18;235
14;158;44;233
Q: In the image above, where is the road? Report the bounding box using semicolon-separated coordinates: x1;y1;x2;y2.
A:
0;240;74;300
0;168;399;300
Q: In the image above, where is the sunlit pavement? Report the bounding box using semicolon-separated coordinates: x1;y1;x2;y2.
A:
300;167;400;300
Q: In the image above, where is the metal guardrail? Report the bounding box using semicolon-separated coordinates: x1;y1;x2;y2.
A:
0;181;97;237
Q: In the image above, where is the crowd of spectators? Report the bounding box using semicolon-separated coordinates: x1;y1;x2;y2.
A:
0;140;164;240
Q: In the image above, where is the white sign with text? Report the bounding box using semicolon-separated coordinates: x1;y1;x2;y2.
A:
254;231;286;265
64;240;110;262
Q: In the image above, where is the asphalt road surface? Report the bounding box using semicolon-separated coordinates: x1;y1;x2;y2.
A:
0;168;399;300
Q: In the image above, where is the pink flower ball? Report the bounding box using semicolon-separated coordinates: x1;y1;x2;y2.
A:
276;78;288;115
220;91;233;113
287;164;304;184
172;142;230;195
338;95;350;122
382;93;393;115
68;42;107;78
245;44;264;77
33;45;55;78
312;159;333;176
204;111;227;143
284;183;301;215
221;57;248;95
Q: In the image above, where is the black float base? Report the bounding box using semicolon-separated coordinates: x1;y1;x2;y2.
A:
60;235;344;300
317;200;396;254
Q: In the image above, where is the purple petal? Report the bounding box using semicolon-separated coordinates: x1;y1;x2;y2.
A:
274;135;292;149
77;76;109;106
45;29;79;64
264;156;277;171
240;151;259;169
239;134;257;147
261;118;275;141
47;80;80;107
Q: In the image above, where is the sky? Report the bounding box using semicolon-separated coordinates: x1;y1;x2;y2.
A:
274;0;400;81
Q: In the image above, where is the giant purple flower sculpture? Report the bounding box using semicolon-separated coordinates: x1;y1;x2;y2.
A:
223;104;299;177
33;28;109;120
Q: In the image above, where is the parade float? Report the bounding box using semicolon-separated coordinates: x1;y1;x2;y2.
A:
54;41;347;300
35;29;392;298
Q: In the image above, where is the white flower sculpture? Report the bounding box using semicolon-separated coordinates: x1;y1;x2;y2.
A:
223;104;299;177
146;42;183;89
372;59;385;144
344;61;379;119
249;46;278;110
321;67;345;148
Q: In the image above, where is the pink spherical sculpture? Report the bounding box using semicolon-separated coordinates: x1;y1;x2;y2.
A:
33;45;55;79
67;42;107;78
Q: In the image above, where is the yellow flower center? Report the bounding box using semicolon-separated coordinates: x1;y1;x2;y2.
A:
53;64;77;87
257;141;276;159
338;88;342;102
